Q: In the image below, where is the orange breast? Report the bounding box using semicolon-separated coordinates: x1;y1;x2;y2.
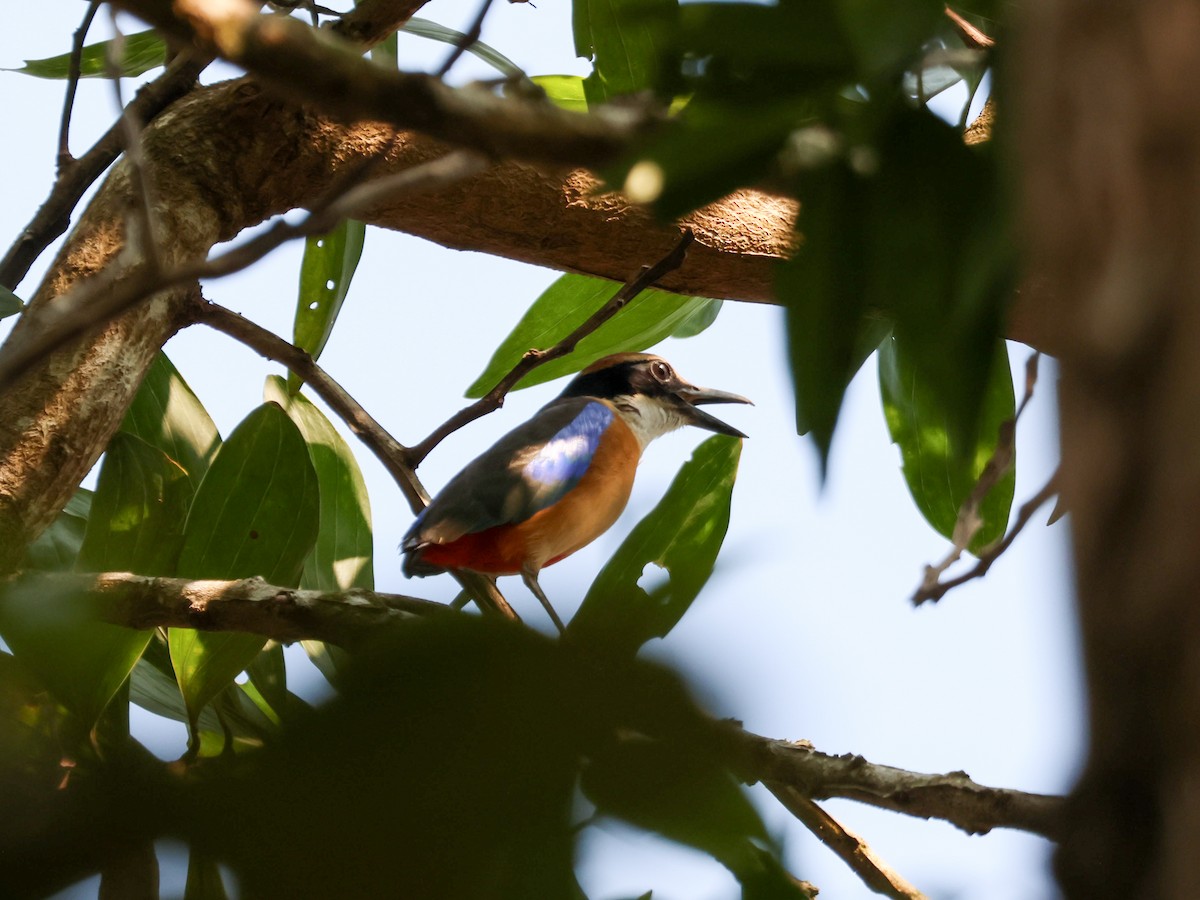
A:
417;414;641;576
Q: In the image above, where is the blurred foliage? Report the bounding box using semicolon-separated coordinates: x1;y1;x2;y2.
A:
0;0;1022;896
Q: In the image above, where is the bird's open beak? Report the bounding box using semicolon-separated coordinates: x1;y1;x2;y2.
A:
674;384;753;438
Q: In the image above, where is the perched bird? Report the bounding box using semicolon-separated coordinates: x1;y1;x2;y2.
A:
401;352;751;632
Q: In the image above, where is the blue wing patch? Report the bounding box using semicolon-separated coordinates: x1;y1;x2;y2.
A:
521;401;613;509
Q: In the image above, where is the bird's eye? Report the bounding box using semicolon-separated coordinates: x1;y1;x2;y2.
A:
651;361;673;381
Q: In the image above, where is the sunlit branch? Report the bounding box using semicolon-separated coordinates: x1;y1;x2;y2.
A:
767;784;928;900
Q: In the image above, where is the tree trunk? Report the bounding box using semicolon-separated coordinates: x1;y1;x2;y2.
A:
1018;2;1200;895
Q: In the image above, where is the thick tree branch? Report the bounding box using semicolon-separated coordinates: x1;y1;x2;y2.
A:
1;570;445;647
114;0;646;167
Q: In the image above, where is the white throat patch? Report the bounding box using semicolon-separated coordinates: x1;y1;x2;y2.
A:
612;394;689;450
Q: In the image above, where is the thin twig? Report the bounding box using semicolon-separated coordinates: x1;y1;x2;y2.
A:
0;152;487;393
944;6;995;50
914;468;1060;605
405;229;696;466
436;0;497;78
767;784;927;900
192;298;521;624
59;0;103;170
916;351;1041;597
107;12;162;273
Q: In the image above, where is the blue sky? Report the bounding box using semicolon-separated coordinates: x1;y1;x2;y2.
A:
3;3;1083;898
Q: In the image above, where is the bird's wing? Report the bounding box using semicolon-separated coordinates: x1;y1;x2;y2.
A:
404;398;616;548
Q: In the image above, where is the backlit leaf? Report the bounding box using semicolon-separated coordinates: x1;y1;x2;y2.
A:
531;75;588;112
10;30;166;80
0;576;149;731
170;403;320;736
574;0;677;104
878;335;1015;551
265;376;374;591
288;219;366;393
78;432;193;576
466;274;721;398
123;353;221;488
569;435;741;655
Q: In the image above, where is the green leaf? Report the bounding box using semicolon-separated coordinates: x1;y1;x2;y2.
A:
531;75;588;112
185;846;230;900
779;162;872;471
78;433;193;576
878;334;1015;551
123;353;222;488
0;285;23;319
10;30;167;80
403;18;526;79
265;376;374;591
582;739;805;897
22;488;92;572
130;654;270;740
247;642;288;721
869;111;1014;453
0;576;150;732
574;0;678;104
288;219;366;393
568;435;741;655
792;314;891;436
170;403;320;735
466;274;721;398
834;0;944;80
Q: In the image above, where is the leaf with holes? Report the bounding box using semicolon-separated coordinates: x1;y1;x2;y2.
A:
568;435;740;656
288;219;366;393
466;274;721;398
574;0;678;104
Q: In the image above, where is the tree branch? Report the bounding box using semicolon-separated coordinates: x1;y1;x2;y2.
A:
767;784;928;900
725;730;1065;840
113;0;646;167
1;570;445;649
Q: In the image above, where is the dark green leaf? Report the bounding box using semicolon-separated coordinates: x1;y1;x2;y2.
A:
574;0;678;104
568;435;740;655
466;274;721;398
0;576;150;731
780;163;872;470
185;846;230;900
878;335;1015;551
78;433;193;575
867;110;1014;453
531;75;588;112
265;376;374;591
123;353;221;488
0;285;23;319
22;488;92;572
792;314;891;436
129;655;271;741
247;642;287;721
170;402;320;734
10;30;167;80
582;739;804;897
834;0;944;79
289;219;366;392
403;18;526;78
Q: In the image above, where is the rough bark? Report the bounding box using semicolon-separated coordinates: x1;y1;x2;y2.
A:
1018;1;1200;895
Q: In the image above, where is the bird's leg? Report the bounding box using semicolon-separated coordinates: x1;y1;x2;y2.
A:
521;568;567;635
